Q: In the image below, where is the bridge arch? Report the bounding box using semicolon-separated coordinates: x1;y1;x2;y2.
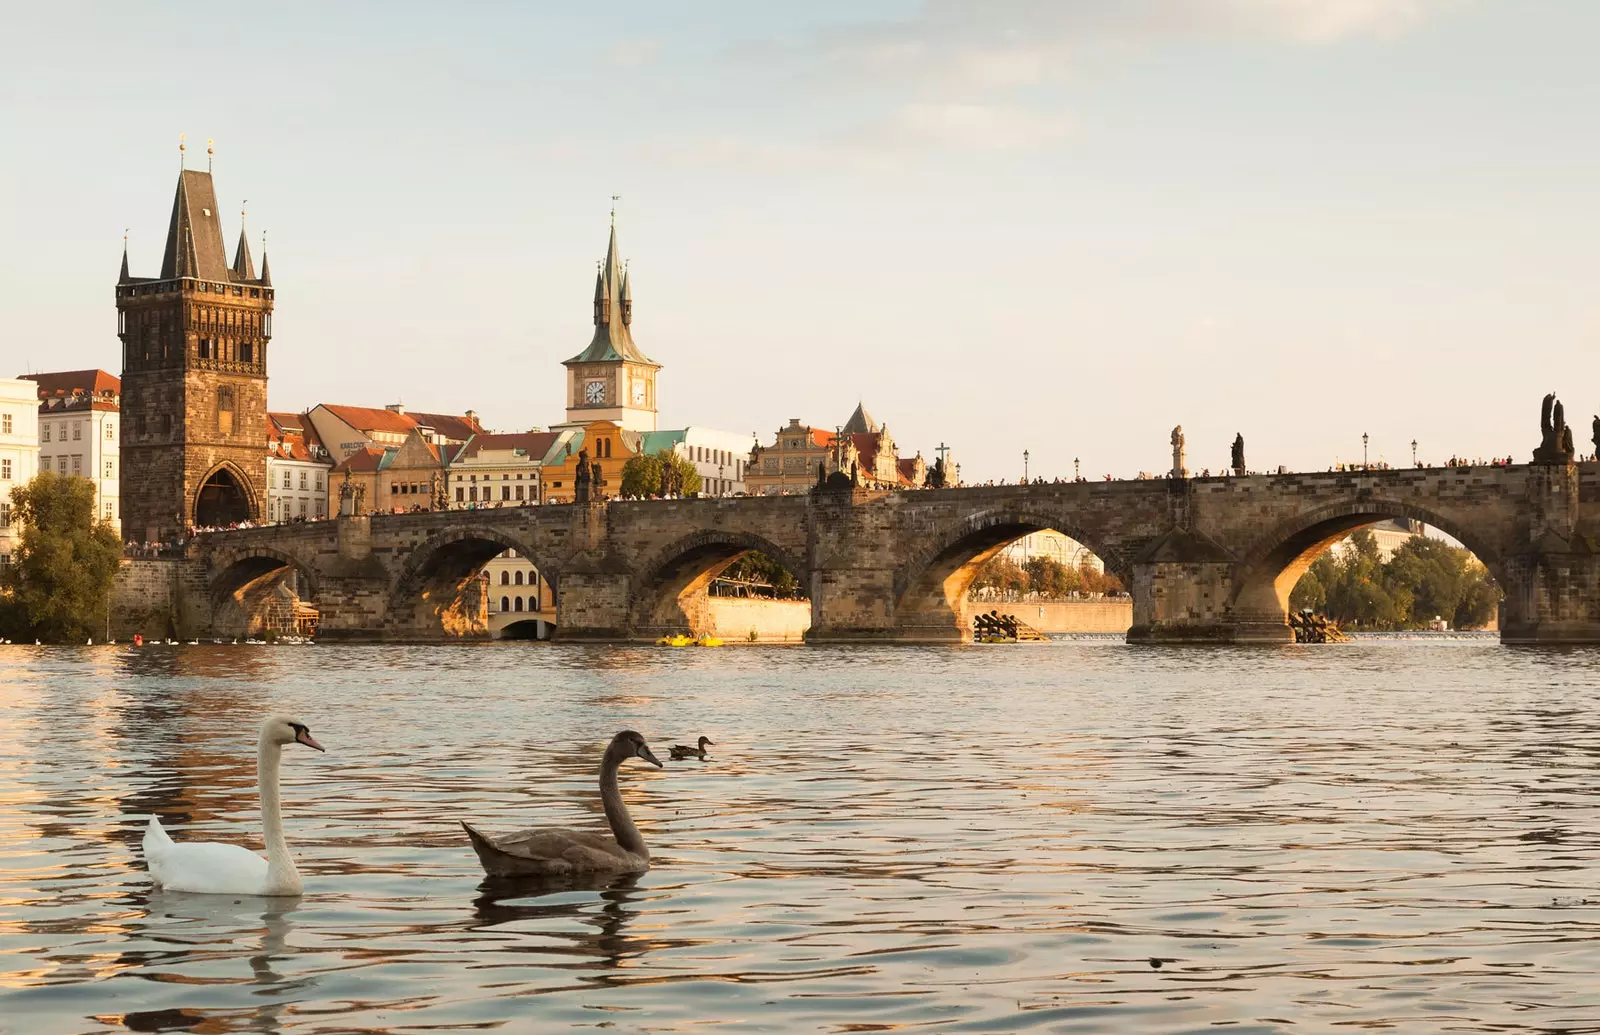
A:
391;526;550;640
627;529;808;640
206;546;321;638
894;506;1125;641
1229;497;1509;628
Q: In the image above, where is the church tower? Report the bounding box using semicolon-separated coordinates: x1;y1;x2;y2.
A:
561;211;659;431
117;161;272;541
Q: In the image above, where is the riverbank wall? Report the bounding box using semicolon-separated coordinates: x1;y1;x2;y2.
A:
707;598;811;642
965;599;1133;634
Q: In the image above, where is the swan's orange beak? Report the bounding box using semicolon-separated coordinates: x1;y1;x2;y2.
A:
296;729;325;752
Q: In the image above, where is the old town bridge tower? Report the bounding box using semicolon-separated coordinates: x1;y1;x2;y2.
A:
117;167;272;541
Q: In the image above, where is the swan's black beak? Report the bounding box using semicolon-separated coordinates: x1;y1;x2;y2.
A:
296;729;326;752
638;745;663;768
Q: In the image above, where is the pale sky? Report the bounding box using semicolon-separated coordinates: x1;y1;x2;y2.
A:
3;1;1598;483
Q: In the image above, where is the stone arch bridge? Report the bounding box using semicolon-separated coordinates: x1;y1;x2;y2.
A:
160;463;1600;644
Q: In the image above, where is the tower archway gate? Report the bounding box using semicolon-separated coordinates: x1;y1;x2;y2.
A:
159;463;1600;644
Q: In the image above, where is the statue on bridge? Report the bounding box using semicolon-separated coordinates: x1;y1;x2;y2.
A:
1171;426;1187;479
338;469;354;517
575;448;592;503
1592;414;1600;460
1231;433;1245;476
432;470;448;511
926;455;948;489
1534;393;1576;464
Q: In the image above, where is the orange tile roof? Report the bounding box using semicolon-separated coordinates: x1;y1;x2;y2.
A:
321;404;418;435
455;431;560;462
408;411;484;442
22;369;120;412
330;446;387;473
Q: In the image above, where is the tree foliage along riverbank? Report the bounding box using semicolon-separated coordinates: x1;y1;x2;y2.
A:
970;555;1124;598
0;473;122;642
1289;529;1500;630
620;449;703;498
720;551;801;596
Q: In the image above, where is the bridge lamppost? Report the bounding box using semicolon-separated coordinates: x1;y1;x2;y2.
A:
1411;439;1418;467
717;462;725;496
1362;432;1369;469
1023;449;1030;483
1074;457;1080;481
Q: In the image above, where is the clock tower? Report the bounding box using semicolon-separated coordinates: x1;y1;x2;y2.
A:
561;212;659;431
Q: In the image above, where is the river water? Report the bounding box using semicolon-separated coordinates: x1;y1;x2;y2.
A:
1;640;1597;1034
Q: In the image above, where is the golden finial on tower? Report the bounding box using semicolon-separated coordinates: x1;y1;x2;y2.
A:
207;138;214;173
610;193;621;225
241;199;248;226
178;133;186;168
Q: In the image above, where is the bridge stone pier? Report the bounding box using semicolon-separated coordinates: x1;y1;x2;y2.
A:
146;461;1600;645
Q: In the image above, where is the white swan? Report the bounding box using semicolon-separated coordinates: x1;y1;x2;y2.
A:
142;715;325;895
462;730;663;876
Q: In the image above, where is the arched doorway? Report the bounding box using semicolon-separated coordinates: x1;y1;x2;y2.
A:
195;467;254;527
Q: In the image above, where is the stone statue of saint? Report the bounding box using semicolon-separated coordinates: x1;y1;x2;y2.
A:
1592;415;1600;459
431;470;447;510
1170;425;1187;479
1231;433;1245;474
1535;394;1575;463
352;481;366;513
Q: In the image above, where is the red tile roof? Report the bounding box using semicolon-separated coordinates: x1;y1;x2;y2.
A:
330;446;386;474
22;369;120;412
455;431;560;462
266;416;314;462
321;404;418;436
897;458;920;485
408;411;484;442
810;428;836;449
851;432;880;472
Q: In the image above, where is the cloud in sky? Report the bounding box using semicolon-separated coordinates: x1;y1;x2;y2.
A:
700;0;1457;163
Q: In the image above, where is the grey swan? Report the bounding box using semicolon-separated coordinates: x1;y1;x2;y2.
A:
668;736;714;760
461;730;663;876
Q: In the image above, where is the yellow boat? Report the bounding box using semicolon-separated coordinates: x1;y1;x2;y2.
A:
656;634;724;647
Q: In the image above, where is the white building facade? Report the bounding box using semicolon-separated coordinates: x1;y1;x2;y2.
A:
0;378;41;570
25;370;119;534
678;427;750;496
267;413;331;523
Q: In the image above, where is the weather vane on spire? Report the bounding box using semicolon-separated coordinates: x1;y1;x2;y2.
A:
610;193;621;224
178;133;186;169
241;199;248;226
207;138;214;173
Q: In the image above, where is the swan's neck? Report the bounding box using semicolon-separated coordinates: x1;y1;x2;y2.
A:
259;738;300;889
600;751;647;858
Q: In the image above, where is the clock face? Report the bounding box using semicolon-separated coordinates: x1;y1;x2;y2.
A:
631;380;646;405
585;380;605;404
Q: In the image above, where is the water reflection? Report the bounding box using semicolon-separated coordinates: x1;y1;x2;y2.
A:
1;642;1598;1032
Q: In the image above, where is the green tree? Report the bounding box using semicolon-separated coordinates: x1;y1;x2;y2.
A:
1023;556;1072;597
1289;526;1502;630
0;472;122;642
721;551;801;595
971;555;1029;596
619;448;703;498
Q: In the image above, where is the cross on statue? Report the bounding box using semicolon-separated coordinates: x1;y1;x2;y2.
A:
935;442;951;465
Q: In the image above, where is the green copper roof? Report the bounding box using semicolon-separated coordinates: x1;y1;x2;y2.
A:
564;218;658;366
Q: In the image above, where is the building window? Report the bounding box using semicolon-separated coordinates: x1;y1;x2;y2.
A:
0;503;10;527
514;596;524;612
74;424;82;441
1;414;10;434
105;423;114;440
501;486;510;501
299;499;308;517
0;459;9;480
500;596;510;613
469;487;477;501
315;473;323;490
455;487;464;502
104;501;113;520
500;570;510;585
283;470;292;488
41;425;49;443
58;457;68;474
104;459;114;479
515;484;524;500
299;471;308;490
